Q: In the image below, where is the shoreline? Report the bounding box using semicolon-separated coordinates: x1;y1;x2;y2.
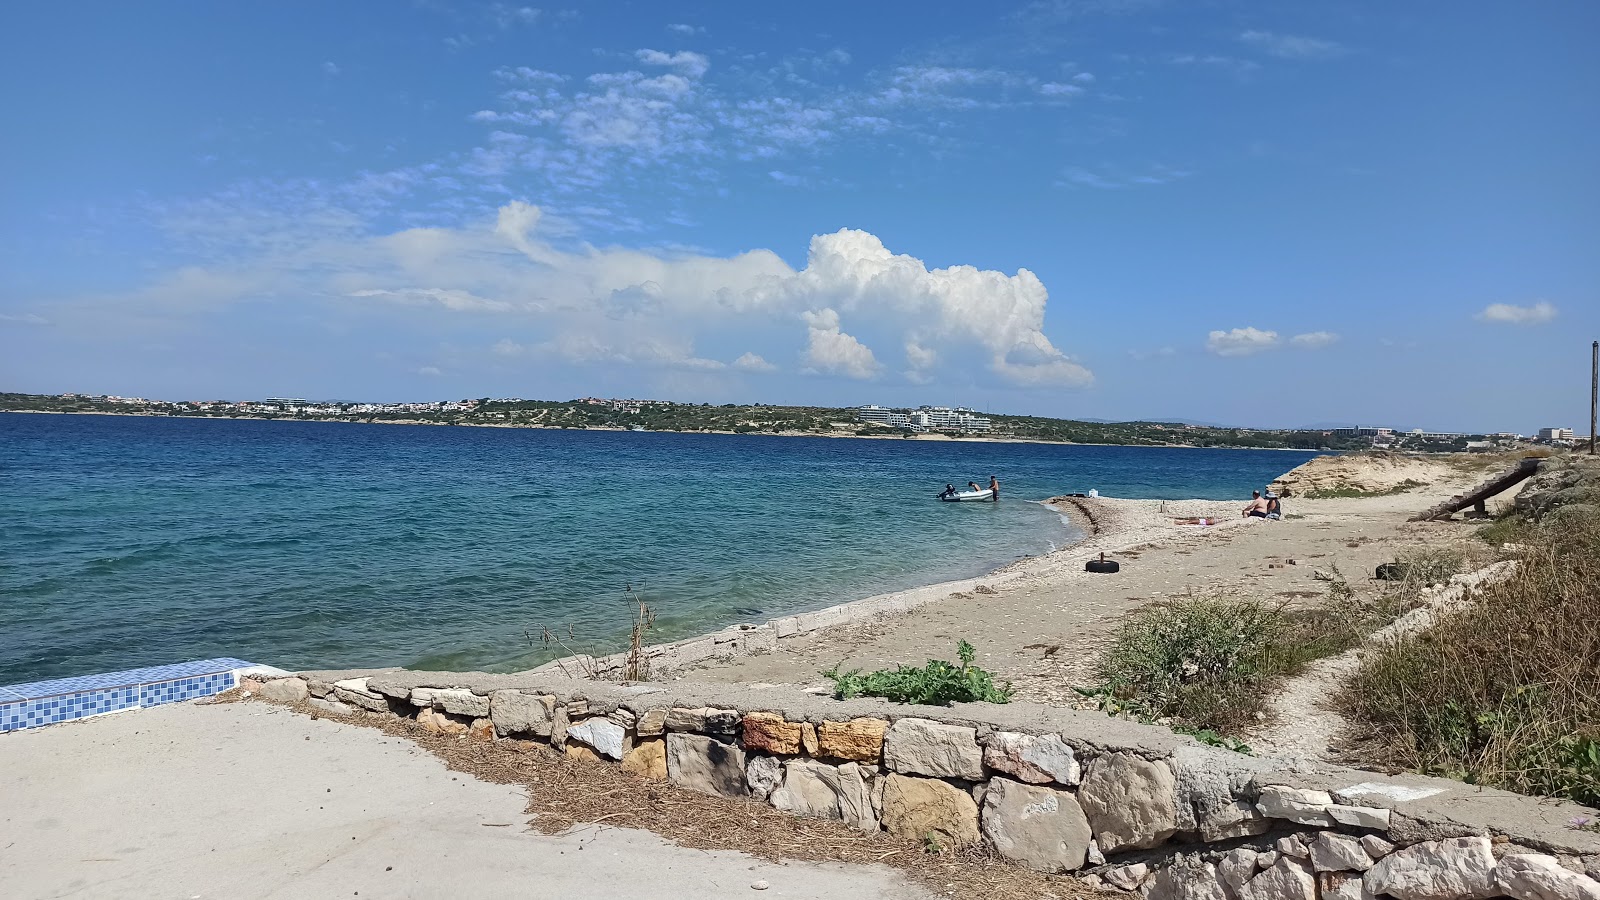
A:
0;408;1331;452
528;491;1260;680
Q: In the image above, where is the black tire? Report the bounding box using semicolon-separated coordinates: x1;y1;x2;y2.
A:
1085;559;1120;574
1375;562;1408;581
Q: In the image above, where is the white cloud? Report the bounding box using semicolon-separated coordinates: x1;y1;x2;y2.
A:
0;312;51;326
732;351;777;372
1238;30;1347;60
801;308;880;379
417;366;443;376
322;62;340;76
666;23;703;35
1477;301;1557;325
348;287;514;313
492;338;525;355
634;49;710;79
1037;82;1085;97
1206;327;1280;356
1290;331;1339;348
1060;164;1190;190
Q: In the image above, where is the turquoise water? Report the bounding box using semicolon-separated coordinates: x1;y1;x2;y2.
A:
0;414;1319;683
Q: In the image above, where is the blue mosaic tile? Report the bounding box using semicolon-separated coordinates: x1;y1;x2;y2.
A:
0;686;140;732
138;672;235;708
1;657;253;701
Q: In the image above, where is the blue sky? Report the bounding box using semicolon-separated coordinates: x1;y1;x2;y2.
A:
1;1;1596;432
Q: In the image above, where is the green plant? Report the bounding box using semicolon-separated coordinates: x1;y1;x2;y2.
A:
823;641;1013;705
1338;510;1600;806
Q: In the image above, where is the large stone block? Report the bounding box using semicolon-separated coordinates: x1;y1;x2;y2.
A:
427;688;490;718
665;707;739;734
767;760;876;831
1199;799;1271;842
259;678;308;703
1320;871;1374;900
770;760;845;821
1364;837;1497;900
978;778;1092;873
566;718;626;760
621;738;667;780
1076;752;1179;853
1256;786;1335;827
981;732;1080;786
1493;853;1600;900
1310;832;1374;873
1238;856;1317;900
489;690;554;738
883;718;983;779
743;712;803;755
880;774;979;848
333;687;388;712
816;718;887;762
666;733;746;797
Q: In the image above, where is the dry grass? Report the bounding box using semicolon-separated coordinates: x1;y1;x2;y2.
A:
1336;514;1600;805
284;700;1092;900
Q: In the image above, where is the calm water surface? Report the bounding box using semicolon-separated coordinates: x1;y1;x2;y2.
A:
0;414;1319;683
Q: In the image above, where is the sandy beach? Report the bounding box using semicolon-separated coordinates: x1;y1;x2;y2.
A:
667;454;1510;712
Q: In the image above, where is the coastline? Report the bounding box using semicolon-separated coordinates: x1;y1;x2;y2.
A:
547;452;1506;699
527;492;1260;681
0;408;1329;452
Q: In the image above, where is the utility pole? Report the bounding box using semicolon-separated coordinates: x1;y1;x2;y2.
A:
1591;340;1598;455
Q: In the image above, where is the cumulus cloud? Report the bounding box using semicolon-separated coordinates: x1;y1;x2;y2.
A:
732;351;776;372
666;23;703;35
1477;301;1557;325
1207;327;1280;356
634;49;710;78
801;308;880;379
1290;331;1339;348
758;228;1092;386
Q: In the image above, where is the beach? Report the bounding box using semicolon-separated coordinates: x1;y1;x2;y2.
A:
652;453;1508;715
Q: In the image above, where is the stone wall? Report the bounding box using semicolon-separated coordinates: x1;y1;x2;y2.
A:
255;670;1600;899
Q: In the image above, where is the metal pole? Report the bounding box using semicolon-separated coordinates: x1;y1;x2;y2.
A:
1591;340;1598;455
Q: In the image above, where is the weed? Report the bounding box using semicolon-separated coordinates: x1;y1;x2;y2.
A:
1337;511;1600;806
1304;479;1427;500
823;641;1013;705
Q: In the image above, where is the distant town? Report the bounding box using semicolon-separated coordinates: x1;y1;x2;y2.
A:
0;391;1581;452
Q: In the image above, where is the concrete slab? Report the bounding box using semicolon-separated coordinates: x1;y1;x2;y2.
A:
0;701;934;900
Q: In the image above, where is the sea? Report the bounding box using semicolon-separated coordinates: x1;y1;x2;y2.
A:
0;413;1321;684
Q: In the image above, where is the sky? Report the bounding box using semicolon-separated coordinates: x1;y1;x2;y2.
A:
1;2;1596;432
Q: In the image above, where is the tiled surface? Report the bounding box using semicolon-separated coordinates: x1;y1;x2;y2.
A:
1;657;255;701
0;659;253;733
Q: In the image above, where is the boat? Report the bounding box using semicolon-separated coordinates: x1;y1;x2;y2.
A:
939;488;994;502
630;425;647;432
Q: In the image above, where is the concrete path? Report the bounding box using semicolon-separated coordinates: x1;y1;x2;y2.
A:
0;701;934;900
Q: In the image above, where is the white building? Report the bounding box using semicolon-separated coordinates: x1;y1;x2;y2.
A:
858;405;992;434
1538;427;1574;441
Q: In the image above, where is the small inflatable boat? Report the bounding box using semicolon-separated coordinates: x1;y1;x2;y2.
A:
939;488;994;502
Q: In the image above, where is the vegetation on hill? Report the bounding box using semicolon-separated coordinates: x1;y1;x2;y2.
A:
0;391;1381;450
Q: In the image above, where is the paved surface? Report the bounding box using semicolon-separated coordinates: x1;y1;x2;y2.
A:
0;701;934;900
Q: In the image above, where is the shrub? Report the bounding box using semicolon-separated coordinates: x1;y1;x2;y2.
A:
1337;511;1600;806
1304;479;1427;500
823;641;1013;705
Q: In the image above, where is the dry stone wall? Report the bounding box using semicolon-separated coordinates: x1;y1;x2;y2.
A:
263;670;1600;899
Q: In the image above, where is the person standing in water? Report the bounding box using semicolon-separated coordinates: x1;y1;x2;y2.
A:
989;475;1000;502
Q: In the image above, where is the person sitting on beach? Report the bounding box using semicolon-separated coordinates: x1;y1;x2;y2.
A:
938;484;957;499
988;475;1000;502
1242;490;1269;518
1264;492;1282;520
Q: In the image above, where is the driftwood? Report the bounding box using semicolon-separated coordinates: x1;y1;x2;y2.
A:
1409;457;1542;521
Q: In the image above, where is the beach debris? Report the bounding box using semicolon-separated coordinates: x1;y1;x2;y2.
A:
750;880;769;891
1086;553;1120;574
